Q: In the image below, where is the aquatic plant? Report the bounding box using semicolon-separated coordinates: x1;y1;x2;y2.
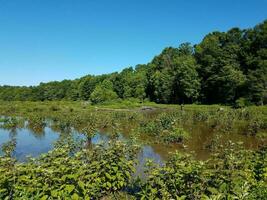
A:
0;117;24;130
27;115;46;137
138;142;267;200
0;101;266;199
0;130;266;199
162;127;190;143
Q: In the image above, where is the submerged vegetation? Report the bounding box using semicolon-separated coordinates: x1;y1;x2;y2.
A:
0;101;266;140
0;101;266;199
0;131;266;199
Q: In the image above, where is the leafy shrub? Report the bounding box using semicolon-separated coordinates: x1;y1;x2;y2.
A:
139;142;267;200
162;128;190;143
139;152;204;199
0;138;139;199
234;97;250;108
90;80;118;104
27;115;46;135
0;117;24;130
49;105;61;111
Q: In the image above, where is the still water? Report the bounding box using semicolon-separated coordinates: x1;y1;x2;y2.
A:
0;120;265;165
0;125;166;172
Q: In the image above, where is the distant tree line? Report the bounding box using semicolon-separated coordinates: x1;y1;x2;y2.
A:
1;20;266;105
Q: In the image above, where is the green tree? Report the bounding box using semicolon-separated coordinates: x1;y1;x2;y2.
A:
195;28;246;104
90;80;118;104
148;43;200;103
241;20;267;105
78;75;108;100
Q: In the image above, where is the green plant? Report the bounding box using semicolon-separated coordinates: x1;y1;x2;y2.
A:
162;127;190;143
234;98;251;108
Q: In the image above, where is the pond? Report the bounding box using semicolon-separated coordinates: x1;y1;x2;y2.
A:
0;119;265;165
0;124;165;173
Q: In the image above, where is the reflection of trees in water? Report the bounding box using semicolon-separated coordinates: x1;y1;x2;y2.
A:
50;121;72;135
26;116;46;139
27;123;45;139
9;128;18;138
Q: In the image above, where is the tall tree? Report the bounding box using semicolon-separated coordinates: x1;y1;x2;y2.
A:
90;80;118;104
148;43;200;103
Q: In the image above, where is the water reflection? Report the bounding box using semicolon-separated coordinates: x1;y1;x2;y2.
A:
0;119;266;164
0;124;167;169
136;146;164;176
0;127;58;160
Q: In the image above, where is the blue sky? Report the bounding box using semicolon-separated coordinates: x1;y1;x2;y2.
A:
0;0;266;86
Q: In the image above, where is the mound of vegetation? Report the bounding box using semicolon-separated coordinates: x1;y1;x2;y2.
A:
0;137;266;199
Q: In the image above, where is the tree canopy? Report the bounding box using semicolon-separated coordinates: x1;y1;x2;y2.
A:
0;20;266;105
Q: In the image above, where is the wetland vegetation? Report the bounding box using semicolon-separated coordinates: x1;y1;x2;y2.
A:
0;19;267;199
0;101;266;199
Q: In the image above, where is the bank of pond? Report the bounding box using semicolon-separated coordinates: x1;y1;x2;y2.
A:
0;103;266;199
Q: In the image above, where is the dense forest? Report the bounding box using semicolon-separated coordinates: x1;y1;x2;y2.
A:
1;20;266;105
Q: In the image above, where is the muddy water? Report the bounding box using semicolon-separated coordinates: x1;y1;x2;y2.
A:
135;123;265;161
0;120;265;165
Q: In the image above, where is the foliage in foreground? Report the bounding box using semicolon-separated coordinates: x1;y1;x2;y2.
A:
139;143;267;200
0;138;139;200
0;137;266;200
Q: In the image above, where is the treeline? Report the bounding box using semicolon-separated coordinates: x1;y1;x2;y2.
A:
1;20;266;105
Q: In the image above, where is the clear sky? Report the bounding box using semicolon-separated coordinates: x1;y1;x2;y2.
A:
0;0;266;86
